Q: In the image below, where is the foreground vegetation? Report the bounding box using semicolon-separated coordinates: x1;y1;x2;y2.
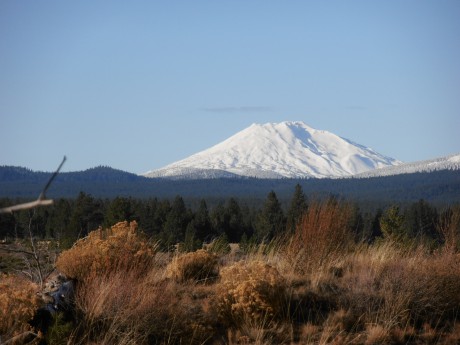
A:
1;197;460;344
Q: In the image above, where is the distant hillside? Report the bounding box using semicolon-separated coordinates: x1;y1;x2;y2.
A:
0;165;459;205
353;153;460;178
62;166;145;182
0;166;49;181
0;165;143;183
0;166;147;199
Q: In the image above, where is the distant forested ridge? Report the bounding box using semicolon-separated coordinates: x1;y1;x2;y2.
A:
0;165;459;205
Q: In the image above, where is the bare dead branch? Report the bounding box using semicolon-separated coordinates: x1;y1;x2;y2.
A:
0;199;54;214
0;156;66;214
39;155;67;200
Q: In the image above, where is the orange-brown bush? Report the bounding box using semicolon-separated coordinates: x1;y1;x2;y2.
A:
216;260;287;328
56;221;156;280
0;274;40;341
337;243;460;338
74;268;217;344
167;249;219;283
379;251;460;326
284;198;355;276
56;222;219;344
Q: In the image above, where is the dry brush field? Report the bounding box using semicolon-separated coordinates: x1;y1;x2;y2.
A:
1;200;460;344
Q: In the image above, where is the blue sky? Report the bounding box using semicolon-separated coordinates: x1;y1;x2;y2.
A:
1;1;459;173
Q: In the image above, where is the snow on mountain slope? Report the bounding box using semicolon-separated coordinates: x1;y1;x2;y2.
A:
144;121;401;179
352;153;460;178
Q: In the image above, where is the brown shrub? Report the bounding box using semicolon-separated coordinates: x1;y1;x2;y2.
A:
387;251;460;326
284;198;355;276
166;249;219;283
0;274;40;341
56;221;156;280
216;260;287;328
74;268;217;344
338;243;460;337
56;222;220;344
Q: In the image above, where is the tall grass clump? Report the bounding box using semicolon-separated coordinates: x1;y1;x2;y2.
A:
284;197;355;279
379;250;460;327
0;274;41;343
73;265;218;344
55;221;160;343
335;241;460;343
56;221;217;344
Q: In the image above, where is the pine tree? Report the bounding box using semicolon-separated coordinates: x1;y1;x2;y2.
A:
163;195;190;247
255;190;285;241
380;205;406;242
210;203;227;238
105;197;134;226
46;198;72;241
286;184;307;233
193;199;212;241
226;198;244;242
181;222;202;252
404;199;438;239
138;198;158;236
153;199;171;234
68;192;104;244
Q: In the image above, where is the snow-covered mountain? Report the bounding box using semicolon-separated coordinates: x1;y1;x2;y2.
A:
143;121;401;179
353;153;460;178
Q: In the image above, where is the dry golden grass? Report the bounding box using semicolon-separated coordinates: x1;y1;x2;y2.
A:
56;221;156;280
64;214;460;344
54;222;217;344
166;249;219;283
338;243;460;331
73;268;217;345
0;274;41;342
11;205;459;344
364;324;389;345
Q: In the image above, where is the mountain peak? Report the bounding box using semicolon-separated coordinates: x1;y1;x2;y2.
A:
144;121;401;179
251;120;314;130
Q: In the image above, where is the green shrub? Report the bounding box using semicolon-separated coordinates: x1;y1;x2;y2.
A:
206;234;231;255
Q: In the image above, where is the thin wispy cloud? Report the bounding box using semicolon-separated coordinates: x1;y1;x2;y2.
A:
201;106;274;113
345;105;368;111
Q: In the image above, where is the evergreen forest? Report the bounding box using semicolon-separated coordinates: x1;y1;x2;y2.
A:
0;184;454;251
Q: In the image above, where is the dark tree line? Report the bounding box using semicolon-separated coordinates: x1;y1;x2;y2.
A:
2;165;459;205
0;186;456;250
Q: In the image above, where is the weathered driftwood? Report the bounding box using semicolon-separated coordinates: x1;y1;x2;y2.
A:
0;156;66;214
